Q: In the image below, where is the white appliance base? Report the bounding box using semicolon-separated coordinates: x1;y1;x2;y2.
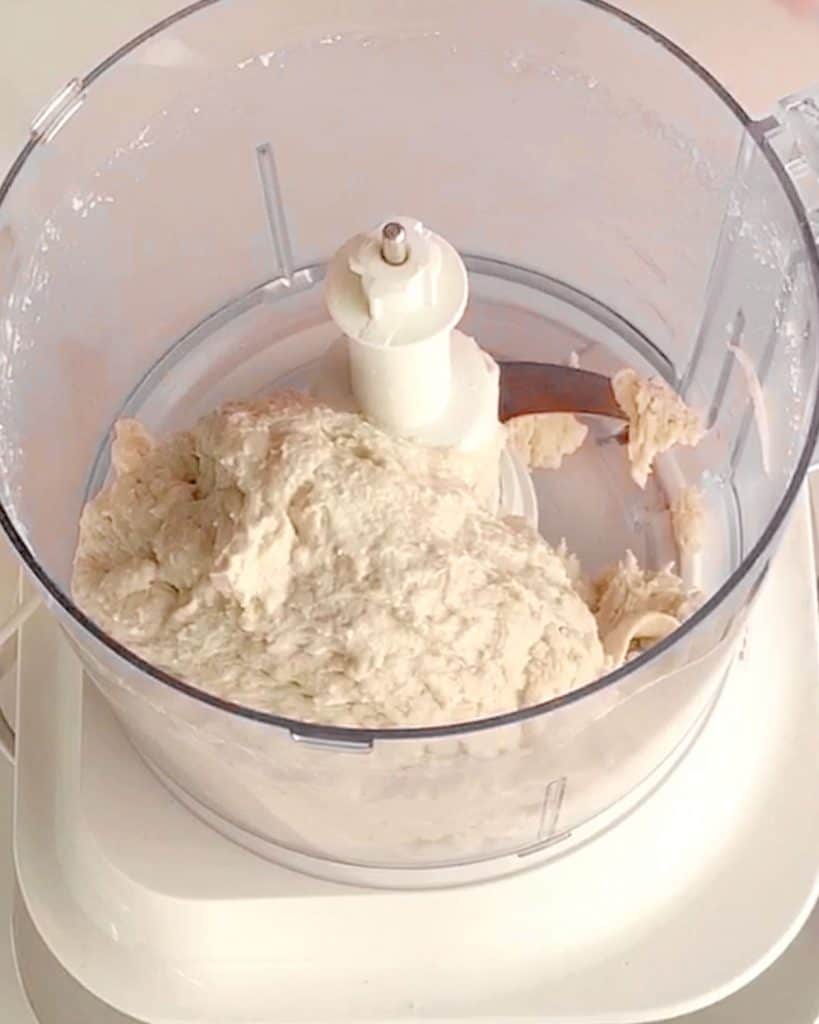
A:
146;682;721;891
9;493;819;1024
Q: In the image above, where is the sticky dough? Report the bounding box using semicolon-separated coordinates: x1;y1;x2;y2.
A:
613;369;704;488
73;366;704;727
505;413;588;470
73;392;606;728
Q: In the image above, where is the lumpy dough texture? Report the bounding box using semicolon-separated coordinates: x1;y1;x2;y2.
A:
590;552;700;664
613;369;704;488
505;413;588;470
72;392;607;728
671;485;706;555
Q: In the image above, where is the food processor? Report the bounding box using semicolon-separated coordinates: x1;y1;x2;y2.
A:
2;0;819;1020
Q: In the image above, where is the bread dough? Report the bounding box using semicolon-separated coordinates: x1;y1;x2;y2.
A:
73;391;605;728
613;369;704;488
74;363;703;728
671;485;706;555
590;551;700;663
505;413;588;469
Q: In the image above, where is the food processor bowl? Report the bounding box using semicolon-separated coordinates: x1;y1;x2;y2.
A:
1;0;818;886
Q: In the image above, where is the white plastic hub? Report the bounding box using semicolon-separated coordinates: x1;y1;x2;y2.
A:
321;217;500;454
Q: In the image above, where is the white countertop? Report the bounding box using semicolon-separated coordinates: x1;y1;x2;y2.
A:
1;2;819;1022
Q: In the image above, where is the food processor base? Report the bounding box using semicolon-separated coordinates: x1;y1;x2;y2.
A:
8;492;819;1024
145;689;721;890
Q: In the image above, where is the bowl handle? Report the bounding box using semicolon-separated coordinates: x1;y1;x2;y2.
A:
765;85;819;247
759;88;819;477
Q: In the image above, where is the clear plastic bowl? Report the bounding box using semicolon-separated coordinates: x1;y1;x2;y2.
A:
0;0;817;886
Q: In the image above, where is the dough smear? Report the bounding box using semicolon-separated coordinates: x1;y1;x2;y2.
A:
671;485;706;555
613;369;704;488
505;413;588;470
